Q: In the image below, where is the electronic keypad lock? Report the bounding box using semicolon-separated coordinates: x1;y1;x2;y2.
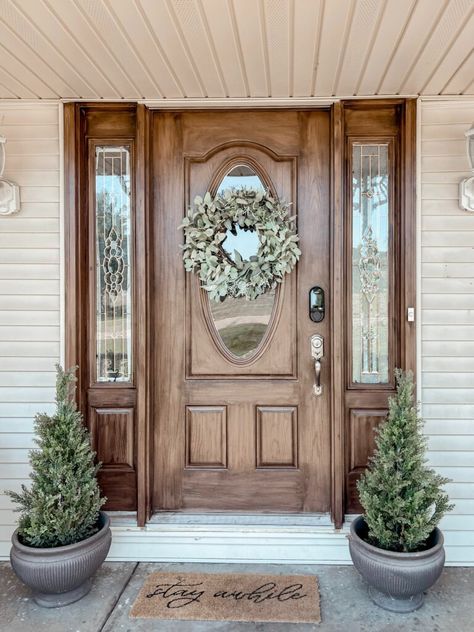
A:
309;286;325;322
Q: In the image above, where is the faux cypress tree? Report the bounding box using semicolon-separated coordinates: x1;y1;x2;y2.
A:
357;369;453;553
6;366;105;548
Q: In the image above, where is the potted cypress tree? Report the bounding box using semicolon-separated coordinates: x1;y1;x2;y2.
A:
6;366;110;608
348;369;453;613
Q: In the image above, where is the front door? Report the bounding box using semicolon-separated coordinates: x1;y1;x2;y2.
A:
152;111;331;512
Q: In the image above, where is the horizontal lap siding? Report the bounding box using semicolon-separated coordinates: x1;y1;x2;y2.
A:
421;100;474;564
0;103;60;556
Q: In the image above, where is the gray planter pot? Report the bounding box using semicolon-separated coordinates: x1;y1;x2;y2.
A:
10;511;111;608
348;515;445;613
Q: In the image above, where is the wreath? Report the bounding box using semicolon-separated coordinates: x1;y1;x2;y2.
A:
180;187;301;302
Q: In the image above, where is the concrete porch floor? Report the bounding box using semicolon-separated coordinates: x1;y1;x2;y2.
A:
1;562;473;632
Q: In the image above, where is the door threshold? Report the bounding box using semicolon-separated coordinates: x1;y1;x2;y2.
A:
106;511;335;529
148;511;333;527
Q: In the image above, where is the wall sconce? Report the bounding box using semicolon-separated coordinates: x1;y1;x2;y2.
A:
0;135;21;216
459;123;474;212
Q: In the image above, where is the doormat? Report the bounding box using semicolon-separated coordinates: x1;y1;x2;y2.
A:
130;571;321;624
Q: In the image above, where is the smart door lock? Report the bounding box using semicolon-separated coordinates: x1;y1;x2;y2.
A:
309;286;325;322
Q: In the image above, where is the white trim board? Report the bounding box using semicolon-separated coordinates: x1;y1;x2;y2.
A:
0;95;417;107
102;523;471;566
0;95;472;108
59;101;65;367
108;523;351;564
99;513;472;566
416;97;422;407
420;97;474;106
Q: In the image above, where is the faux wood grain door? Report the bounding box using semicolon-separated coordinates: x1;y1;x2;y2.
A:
152;111;331;513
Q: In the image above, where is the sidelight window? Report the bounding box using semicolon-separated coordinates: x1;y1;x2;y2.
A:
351;143;390;385
95;145;132;382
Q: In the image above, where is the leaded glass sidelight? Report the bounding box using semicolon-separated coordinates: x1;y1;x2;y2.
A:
352;144;389;384
95;146;132;382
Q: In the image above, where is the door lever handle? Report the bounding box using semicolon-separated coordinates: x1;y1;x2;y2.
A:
310;334;324;396
314;359;322;396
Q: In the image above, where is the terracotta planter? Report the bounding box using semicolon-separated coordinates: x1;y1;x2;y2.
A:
348;515;445;613
10;511;111;608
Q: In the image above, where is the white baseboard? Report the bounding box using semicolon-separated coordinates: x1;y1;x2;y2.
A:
107;523;352;564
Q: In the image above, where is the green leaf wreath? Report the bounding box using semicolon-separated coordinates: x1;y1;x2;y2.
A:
179;187;301;302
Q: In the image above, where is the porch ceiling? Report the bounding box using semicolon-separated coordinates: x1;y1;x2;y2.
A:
0;0;473;101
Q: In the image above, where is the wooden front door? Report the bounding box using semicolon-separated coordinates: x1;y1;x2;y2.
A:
152;111;331;512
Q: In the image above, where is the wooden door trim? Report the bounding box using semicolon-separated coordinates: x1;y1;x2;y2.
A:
400;99;417;374
64;103;86;413
135;104;152;525
330;102;345;529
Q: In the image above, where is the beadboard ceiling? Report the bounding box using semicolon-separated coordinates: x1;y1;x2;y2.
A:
0;0;473;100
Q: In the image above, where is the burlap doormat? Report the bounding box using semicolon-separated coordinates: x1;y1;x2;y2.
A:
130;571;321;624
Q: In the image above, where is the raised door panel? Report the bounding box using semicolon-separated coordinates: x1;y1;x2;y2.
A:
256;406;298;468
89;405;137;510
182;470;304;512
346;408;387;513
349;410;382;469
181;111;301;156
91;407;134;467
185;406;227;468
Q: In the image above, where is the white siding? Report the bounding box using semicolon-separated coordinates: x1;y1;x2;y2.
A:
0;103;60;557
421;99;474;565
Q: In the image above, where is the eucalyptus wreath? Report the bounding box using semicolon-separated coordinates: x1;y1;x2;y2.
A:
180;188;301;302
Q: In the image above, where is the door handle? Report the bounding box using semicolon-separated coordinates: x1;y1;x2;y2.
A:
310;334;324;396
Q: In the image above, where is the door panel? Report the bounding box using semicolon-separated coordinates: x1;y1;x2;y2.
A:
185;406;228;468
256;406;298;468
152;110;331;513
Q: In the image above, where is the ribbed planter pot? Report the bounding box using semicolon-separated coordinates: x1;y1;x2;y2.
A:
10;511;111;608
348;515;445;613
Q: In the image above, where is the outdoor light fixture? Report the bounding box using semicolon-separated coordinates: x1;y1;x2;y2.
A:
459;123;474;212
0;135;21;215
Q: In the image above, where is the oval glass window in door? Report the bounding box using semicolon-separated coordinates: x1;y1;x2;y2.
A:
208;164;276;360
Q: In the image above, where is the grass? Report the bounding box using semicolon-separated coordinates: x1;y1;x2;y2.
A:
218;323;268;357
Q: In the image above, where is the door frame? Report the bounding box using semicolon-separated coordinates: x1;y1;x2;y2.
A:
64;99;416;529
